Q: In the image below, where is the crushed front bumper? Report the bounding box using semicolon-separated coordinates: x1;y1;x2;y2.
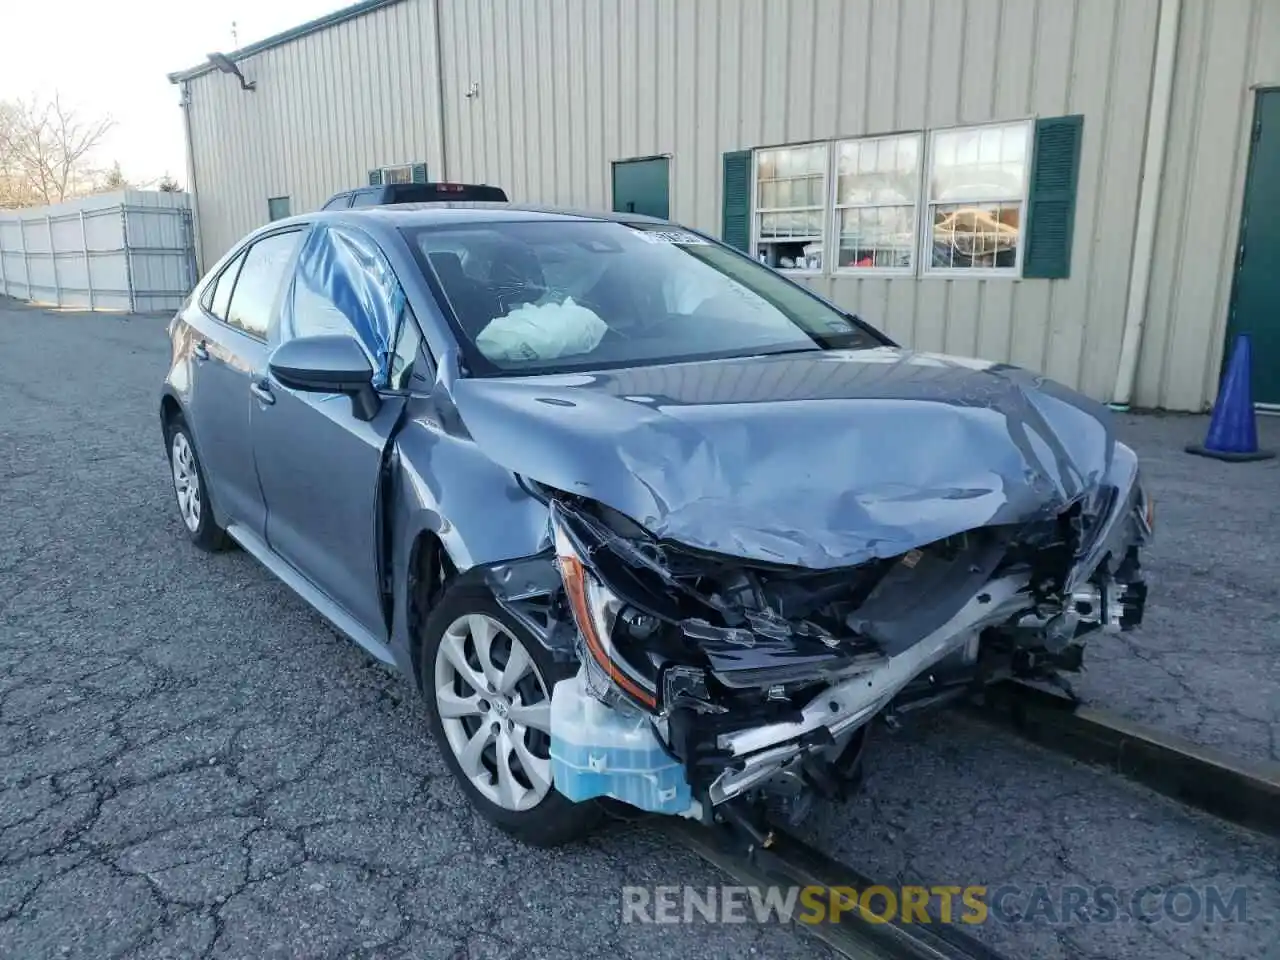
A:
484;480;1150;822
700;575;1028;805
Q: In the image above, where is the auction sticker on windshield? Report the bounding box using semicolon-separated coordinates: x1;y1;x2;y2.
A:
632;229;708;244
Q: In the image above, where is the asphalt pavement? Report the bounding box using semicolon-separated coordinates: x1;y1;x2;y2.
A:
1;300;1276;959
1073;412;1280;765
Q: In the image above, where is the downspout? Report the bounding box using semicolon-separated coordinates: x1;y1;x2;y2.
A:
431;0;449;181
1112;0;1181;409
179;80;207;278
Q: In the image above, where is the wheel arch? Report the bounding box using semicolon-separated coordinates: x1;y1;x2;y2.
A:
406;528;453;690
159;389;184;438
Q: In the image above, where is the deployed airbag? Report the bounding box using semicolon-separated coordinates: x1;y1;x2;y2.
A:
476;297;607;362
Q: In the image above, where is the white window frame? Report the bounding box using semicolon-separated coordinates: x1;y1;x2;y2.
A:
831;132;924;277
920;119;1034;279
750;142;830;276
745;120;1035;280
381;164;413;185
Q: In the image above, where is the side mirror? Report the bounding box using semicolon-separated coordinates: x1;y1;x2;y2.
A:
268;335;381;421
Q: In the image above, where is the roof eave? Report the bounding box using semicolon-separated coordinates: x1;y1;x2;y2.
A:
168;0;405;83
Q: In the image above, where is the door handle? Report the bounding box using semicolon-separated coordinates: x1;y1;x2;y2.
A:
192;341;210;362
249;379;275;405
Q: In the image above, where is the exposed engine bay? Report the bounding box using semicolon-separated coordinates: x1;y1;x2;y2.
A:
480;464;1153;838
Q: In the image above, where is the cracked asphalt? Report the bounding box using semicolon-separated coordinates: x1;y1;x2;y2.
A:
2;300;1278;959
801;711;1280;959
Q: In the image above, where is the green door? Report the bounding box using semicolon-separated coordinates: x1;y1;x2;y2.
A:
612;157;670;220
1229;90;1280;405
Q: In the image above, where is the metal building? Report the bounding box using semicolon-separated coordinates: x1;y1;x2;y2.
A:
168;0;1280;412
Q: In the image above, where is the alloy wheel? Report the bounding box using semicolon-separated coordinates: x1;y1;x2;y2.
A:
434;613;554;812
171;431;201;533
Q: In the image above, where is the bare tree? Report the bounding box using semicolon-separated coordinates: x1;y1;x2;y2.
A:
0;101;26;207
0;95;114;207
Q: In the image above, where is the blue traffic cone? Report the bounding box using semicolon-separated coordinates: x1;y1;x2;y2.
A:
1186;334;1275;461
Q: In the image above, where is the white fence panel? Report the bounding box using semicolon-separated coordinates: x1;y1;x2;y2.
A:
0;191;196;313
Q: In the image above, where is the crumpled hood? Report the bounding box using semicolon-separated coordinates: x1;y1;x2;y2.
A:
450;347;1120;568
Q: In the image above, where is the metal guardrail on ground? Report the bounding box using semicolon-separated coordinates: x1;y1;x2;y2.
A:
667;819;1013;960
973;679;1280;839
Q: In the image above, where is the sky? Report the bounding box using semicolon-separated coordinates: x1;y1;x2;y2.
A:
0;0;346;187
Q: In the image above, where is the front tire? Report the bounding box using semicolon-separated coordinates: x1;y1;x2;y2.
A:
419;583;601;846
165;417;228;552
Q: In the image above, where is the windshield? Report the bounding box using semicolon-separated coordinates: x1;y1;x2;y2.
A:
402;220;884;375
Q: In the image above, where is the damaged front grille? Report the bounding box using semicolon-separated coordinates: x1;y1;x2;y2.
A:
554;496;1027;712
536;478;1149;818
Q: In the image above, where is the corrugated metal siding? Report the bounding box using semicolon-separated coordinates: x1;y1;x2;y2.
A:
437;0;1159;401
1136;0;1280;411
184;0;444;266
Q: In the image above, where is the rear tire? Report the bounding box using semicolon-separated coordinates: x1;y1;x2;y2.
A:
418;582;602;846
165;416;229;552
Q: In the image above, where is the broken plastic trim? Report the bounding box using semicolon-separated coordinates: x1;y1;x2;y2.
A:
708;574;1029;805
548;496;896;711
1066;451;1148;591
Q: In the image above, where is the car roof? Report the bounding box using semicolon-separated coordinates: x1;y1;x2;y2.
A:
251;204;678;251
335;203;670;226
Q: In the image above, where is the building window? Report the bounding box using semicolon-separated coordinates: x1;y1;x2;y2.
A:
369;163;428;187
753;144;827;271
924;121;1030;272
735;119;1051;278
834;134;921;272
267;196;291;221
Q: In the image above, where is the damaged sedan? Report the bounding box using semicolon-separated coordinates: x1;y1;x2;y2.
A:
160;204;1152;847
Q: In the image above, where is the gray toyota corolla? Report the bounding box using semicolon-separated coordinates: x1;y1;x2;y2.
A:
160;204;1152;847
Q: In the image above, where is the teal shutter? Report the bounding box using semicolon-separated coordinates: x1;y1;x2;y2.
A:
411;163;428;183
722;150;752;252
368;169;384;186
1023;115;1084;279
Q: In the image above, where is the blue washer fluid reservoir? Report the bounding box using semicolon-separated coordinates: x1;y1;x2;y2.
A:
550;667;694;816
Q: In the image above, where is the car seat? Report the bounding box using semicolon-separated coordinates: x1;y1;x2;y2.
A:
427;251;501;341
484;241;547;312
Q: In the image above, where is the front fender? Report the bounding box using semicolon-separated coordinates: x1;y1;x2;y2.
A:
386;396;552;684
158;384;185;435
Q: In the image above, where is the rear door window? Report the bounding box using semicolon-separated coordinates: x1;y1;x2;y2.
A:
225;231;303;340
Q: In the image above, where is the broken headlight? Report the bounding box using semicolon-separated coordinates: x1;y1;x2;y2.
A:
553;509;660;711
1135;481;1155;539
